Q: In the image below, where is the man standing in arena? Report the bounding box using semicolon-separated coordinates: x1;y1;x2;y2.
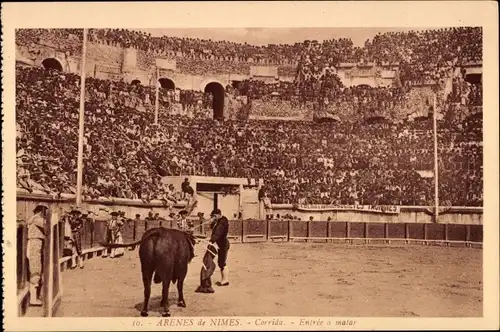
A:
67;206;85;269
27;204;49;306
177;210;194;234
209;209;230;287
181;178;194;200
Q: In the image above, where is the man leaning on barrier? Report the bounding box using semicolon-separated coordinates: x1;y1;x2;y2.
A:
27;204;49;307
177;210;194;234
67;206;85;269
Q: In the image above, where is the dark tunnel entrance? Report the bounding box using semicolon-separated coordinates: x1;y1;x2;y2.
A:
159;78;176;90
204;82;225;120
465;73;482;85
42;58;63;71
231;80;241;90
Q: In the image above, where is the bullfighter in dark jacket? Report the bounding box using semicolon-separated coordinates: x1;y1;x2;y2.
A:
195;208;230;293
209;208;230;287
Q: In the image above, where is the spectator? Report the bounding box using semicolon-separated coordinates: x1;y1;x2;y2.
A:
27;204;49;307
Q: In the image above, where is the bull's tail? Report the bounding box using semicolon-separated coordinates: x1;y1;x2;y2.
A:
99;229;159;249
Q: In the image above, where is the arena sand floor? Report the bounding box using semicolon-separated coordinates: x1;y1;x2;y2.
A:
57;242;482;317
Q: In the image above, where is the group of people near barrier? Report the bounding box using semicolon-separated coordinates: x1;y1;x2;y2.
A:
24;202;231;308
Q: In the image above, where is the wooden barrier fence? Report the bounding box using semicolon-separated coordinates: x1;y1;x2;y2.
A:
17;217;483;316
227;220;483;247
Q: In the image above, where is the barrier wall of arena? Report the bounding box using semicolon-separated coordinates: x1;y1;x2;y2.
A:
271;205;483;225
17;191;483;226
17;192;483;316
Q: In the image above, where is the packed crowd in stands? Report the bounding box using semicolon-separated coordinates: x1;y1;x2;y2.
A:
16;63;482;206
15;27;483;206
15;27;483;121
16;27;481;78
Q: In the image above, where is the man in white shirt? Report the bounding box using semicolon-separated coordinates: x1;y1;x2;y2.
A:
176;210;194;234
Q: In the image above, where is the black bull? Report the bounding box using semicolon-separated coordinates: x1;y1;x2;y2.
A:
100;227;196;317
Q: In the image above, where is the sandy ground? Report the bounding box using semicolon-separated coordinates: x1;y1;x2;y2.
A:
57;242;482;317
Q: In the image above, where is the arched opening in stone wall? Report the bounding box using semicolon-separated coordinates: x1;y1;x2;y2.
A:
463;110;483;125
364;115;389;124
204;82;225;120
159;78;176;90
231;80;242;90
131;79;141;85
42;58;63;71
356;84;372;89
465;73;482;85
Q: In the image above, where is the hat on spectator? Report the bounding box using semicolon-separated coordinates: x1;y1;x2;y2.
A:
179;210;188;216
110;210;120;216
135;214;141;218
33;204;49;214
210;208;221;217
69;206;81;215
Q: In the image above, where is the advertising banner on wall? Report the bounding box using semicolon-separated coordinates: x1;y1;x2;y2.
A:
295;204;401;214
156;58;177;71
250;65;278;78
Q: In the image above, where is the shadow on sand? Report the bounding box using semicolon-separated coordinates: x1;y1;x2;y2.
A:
134;292;183;313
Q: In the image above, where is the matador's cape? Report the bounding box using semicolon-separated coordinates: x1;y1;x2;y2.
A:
195;243;218;293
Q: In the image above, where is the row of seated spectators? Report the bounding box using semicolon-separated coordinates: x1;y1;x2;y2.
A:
16;65;483;206
448;77;482;107
233;76;481;121
61;71;216;119
15;27;481;80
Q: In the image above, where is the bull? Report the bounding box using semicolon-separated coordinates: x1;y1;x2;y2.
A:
100;227;196;317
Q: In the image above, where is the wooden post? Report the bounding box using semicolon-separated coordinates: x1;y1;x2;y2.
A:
75;29;88;206
133;219;137;241
364;222;369;244
59;221;65;257
241;220;245;243
306;221;311;242
384;223;389;244
154;67;160;125
44;210;62;317
90;219;95;248
444;223;449;246
405;223;409;244
326;221;330;243
288;220;292;242
424;223;428;245
465;225;471;247
266;219;271;241
346;222;351;244
21;224;28;290
42;214;52;317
